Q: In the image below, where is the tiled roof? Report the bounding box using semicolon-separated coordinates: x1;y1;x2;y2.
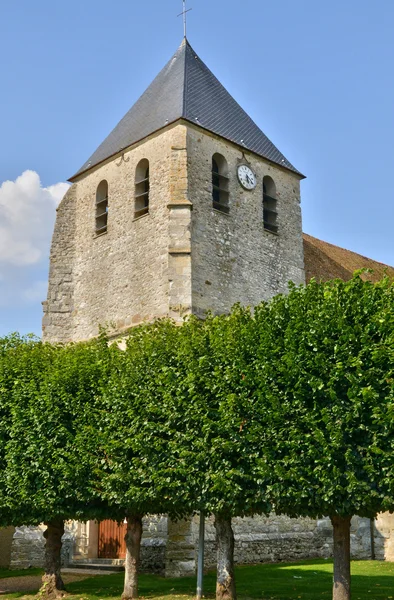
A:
303;233;394;283
70;39;303;180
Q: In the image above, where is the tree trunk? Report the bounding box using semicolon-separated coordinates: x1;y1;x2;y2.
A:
331;515;351;600
122;515;143;600
40;519;65;598
214;514;236;600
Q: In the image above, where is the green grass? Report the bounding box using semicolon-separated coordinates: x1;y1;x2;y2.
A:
5;560;394;600
0;568;43;579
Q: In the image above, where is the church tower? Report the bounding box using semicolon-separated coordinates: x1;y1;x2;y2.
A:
43;39;305;342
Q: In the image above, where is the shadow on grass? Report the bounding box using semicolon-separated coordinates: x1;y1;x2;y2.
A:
0;569;43;580
8;560;394;600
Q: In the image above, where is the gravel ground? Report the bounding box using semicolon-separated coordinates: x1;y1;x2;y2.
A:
0;572;93;595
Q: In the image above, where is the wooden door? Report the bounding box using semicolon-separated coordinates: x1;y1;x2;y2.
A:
98;520;127;558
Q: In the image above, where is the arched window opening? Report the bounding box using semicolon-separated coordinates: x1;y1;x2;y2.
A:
96;180;108;235
212;153;229;214
135;159;150;218
263;176;278;234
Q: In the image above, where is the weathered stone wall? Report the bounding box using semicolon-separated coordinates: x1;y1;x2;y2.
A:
10;522;75;568
44;121;304;342
374;512;394;561
167;136;192;320
42;185;77;341
165;514;374;577
8;513;380;572
11;525;46;568
43;124;191;343
199;514;332;570
140;516;167;575
187;125;305;317
166;518;194;578
0;527;15;568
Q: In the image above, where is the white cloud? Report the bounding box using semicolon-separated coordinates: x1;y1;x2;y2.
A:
0;170;69;267
0;171;69;314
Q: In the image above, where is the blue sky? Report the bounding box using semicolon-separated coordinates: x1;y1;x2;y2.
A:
1;0;394;336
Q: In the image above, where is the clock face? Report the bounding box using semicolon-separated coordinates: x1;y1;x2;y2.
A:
237;165;257;190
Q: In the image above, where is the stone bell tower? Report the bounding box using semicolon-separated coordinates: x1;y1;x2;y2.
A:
40;37;307;576
42;38;305;343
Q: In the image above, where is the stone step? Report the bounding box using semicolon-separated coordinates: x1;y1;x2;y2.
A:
68;559;124;572
73;558;125;565
62;566;122;575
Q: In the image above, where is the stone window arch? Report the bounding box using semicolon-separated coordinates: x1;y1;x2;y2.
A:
95;180;108;235
263;176;278;234
212;153;229;214
135;159;150;218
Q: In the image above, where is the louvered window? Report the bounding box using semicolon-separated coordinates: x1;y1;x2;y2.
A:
135;159;150;218
263;176;278;234
212;154;229;214
96;180;108;235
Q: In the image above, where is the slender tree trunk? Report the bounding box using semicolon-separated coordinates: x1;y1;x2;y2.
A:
40;519;65;598
214;514;236;600
331;516;351;600
122;514;143;600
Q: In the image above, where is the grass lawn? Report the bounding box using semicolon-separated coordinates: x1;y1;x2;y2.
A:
4;560;394;600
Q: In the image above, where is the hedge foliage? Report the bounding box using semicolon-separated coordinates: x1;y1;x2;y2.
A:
0;275;393;526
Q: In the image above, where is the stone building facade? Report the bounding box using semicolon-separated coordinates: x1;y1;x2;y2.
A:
42;121;304;343
9;38;394;571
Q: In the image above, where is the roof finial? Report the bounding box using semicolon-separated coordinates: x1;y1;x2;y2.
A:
177;0;192;39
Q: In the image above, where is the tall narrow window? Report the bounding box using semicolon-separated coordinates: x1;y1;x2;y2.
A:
135;159;150;218
263;176;278;234
212;153;229;214
96;180;108;235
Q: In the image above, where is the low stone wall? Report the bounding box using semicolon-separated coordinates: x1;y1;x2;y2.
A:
140;517;167;575
10;523;76;569
11;525;46;568
166;513;375;577
374;512;394;561
350;516;374;560
8;513;379;574
140;540;166;575
0;527;15;568
166;518;194;578
197;514;373;573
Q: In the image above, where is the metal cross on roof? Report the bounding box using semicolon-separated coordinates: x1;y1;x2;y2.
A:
177;0;192;38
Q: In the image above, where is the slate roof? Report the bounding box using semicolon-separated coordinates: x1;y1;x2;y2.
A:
70;39;303;180
303;233;394;283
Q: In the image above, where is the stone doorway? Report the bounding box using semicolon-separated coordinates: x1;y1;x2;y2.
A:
98;520;126;559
